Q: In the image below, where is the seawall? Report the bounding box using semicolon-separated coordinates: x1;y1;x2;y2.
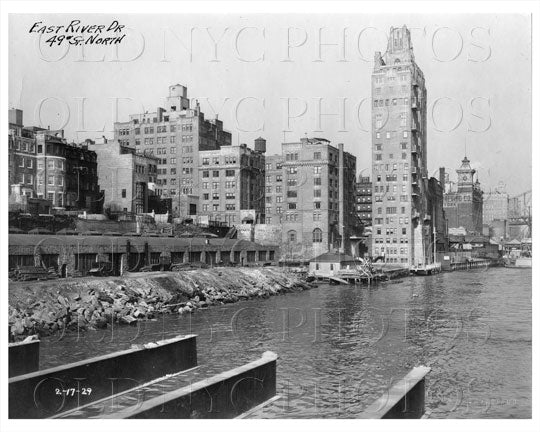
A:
9;268;313;340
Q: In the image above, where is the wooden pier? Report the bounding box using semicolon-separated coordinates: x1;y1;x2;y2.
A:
450;259;492;271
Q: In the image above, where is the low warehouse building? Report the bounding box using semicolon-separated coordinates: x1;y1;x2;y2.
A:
9;234;279;277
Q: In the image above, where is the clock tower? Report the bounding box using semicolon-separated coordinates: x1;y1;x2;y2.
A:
443;155;484;234
456;156;475;189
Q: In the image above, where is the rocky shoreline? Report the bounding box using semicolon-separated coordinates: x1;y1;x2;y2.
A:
8;268;314;341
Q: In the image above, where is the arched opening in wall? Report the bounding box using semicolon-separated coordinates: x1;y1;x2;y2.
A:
313;228;323;243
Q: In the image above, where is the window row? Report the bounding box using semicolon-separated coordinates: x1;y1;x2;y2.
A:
374;131;409;140
374;163;410;174
201;204;237;211
286;229;323;243
202;192;236;200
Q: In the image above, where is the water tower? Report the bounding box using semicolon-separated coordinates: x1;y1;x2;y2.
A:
254;137;266;153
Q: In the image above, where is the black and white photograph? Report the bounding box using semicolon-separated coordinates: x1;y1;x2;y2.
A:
2;1;538;430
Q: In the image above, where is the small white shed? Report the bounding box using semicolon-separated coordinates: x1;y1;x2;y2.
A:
309;252;358;277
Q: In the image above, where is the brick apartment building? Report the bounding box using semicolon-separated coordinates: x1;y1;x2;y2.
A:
90;138;158;215
8;109;36;198
198;138;266;225
265;137;358;262
356;175;372;227
8;108;100;212
113;84;232;217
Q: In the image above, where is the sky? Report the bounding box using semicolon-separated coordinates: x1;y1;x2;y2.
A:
8;13;532;196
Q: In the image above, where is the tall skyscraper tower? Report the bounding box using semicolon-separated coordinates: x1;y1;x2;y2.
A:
371;25;432;267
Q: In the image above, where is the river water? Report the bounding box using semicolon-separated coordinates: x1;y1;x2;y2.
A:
39;267;532;419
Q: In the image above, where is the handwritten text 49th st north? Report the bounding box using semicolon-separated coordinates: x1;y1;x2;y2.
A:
29;20;126;47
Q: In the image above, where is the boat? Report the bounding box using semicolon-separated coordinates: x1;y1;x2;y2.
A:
411;262;442;275
503;239;532;268
504;251;532;268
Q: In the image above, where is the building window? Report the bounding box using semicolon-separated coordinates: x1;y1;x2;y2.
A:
313;228;323;243
121;189;127;198
314;152;321;160
287;230;297;243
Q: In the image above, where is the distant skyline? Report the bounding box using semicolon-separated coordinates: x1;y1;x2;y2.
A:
9;13;532;195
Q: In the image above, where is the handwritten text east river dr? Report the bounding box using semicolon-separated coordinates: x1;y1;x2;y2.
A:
29;20;126;47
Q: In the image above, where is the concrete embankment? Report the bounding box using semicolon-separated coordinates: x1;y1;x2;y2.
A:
9;268;313;340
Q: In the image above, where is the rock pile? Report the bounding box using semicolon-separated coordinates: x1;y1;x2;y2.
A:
8;268;313;340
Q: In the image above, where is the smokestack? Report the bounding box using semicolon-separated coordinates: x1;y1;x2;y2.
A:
338;143;345;253
439;167;445;192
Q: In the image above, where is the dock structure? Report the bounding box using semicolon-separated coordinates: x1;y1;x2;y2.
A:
9;333;278;420
359;366;431;419
450;258;492;271
9;334;198;419
98;351;278;419
8;337;40;377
